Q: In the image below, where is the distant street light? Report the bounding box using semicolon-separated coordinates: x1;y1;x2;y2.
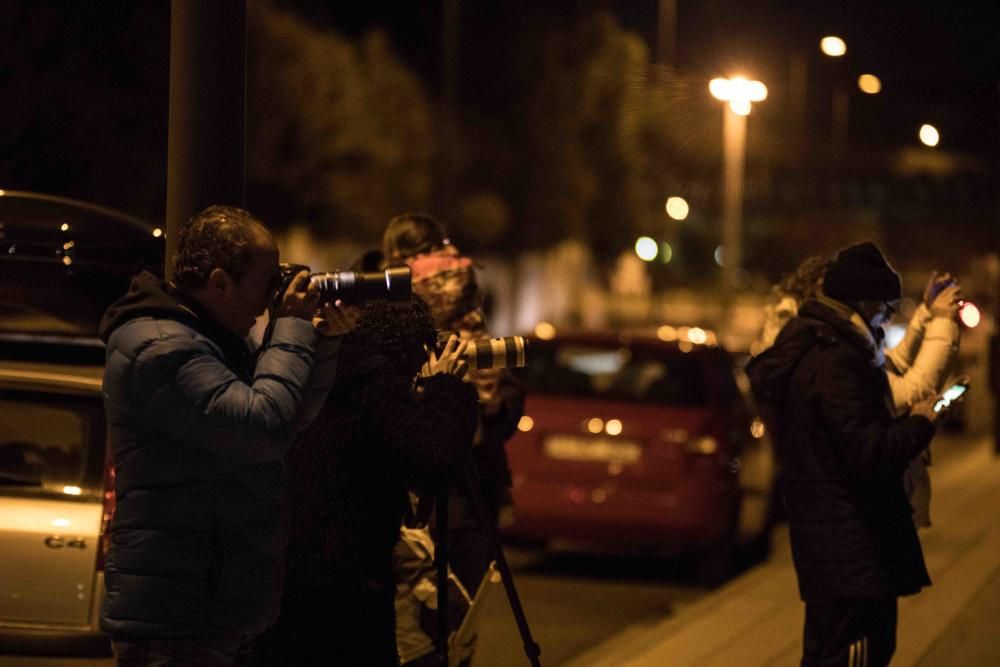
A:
820;36;847;57
665;196;689;220
919;124;940;147
709;75;766;286
858;74;882;94
635;236;659;262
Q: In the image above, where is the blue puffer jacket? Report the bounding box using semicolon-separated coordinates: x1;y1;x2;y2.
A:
98;272;341;638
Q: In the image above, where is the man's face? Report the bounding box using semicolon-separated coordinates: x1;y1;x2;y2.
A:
219;231;280;338
866;299;899;332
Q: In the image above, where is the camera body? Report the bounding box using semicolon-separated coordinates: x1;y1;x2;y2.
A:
278;263;411;305
436;331;529;370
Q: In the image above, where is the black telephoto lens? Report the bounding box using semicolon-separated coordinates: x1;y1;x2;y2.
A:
308;266;411;304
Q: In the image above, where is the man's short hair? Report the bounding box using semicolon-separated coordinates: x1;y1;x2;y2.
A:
173;206;273;289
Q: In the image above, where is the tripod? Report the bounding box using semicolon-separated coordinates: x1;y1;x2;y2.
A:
429;462;542;667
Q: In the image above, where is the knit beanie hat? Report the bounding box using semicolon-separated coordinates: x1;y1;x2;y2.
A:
823;242;901;302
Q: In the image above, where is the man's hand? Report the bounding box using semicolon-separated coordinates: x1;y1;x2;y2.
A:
313;300;361;337
421;334;470;379
276;271;320;321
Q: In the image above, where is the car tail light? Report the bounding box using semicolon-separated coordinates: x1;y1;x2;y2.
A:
97;440;116;571
686;435;719;455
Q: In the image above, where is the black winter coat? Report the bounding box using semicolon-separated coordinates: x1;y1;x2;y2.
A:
747;300;934;602
257;342;478;666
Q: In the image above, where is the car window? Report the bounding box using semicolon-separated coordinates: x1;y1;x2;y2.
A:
521;342;706;405
0;390;104;497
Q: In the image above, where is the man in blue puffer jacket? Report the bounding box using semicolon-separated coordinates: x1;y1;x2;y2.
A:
98;205;359;665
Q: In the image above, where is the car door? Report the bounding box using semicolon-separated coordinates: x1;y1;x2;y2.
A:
0;381;105;627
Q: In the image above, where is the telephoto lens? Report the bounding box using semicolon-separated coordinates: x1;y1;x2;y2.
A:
437;332;530;370
308;266;411;304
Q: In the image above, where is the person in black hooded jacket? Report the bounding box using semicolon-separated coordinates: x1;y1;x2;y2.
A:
254;296;478;666
747;242;944;667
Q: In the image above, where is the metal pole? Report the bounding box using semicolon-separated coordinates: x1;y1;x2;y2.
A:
165;0;247;279
656;0;677;68
721;105;747;288
832;86;850;163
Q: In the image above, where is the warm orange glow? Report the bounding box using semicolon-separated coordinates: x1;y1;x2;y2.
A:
858;74;882;94
517;416;534;432
587;417;604;434
534;322;556;340
153;228;163;238
657;325;678;342
605;419;623;436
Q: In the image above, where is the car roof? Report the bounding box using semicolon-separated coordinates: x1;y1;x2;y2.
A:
0;190;164;338
0;359;103;395
531;328;725;355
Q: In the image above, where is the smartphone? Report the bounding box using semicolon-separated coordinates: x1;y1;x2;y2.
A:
934;377;970;413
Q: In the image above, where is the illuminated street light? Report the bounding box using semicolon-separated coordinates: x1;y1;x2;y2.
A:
709;75;766;286
665;196;689;220
820;36;847;57
709;76;767;116
858;74;882;94
635;236;659;262
919;124;940;147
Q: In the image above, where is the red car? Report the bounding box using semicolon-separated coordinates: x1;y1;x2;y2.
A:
503;328;775;580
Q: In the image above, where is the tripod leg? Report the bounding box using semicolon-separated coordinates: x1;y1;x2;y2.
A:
434;486;450;665
462;464;542;667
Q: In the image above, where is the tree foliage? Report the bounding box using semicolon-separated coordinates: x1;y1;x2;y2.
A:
247;2;435;242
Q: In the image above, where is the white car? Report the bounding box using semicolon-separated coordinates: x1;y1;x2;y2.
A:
0;351;112;659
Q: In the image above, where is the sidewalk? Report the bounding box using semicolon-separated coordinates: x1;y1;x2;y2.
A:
567;437;1000;667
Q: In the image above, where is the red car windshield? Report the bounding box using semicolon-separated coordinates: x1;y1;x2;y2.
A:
520;341;707;406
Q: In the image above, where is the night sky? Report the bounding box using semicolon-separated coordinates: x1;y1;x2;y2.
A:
2;1;998;222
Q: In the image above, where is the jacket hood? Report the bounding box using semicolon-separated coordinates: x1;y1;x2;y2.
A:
747;299;875;415
98;271;192;342
98;271;254;379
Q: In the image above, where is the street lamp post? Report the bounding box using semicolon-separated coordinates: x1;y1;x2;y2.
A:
709;76;767;288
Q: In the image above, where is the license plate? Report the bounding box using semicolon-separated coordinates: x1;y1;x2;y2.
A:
543;435;641;463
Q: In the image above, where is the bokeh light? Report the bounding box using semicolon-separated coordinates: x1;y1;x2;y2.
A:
919;124;940;147
820;36;847;57
635;236;659;261
858;74;882;94
534;321;556;340
959;301;980;328
665;196;689;220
